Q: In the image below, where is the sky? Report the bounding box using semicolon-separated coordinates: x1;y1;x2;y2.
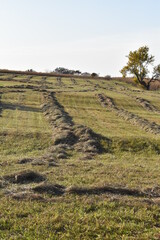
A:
0;0;160;76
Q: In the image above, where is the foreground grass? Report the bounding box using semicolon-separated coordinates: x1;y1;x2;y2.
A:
0;196;160;239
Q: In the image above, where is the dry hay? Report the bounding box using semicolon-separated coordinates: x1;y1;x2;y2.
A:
32;183;160;198
17;155;58;167
135;97;160;114
6;180;160;201
110;86;160;114
0;179;8;188
33;183;65;195
0;91;4;117
70;78;77;85
97;93;160;135
74;125;102;156
54;130;77;146
31;159;47;166
48;161;58;167
117;86;160;114
41;92;103;159
56;77;64;87
18;158;33;164
65;185;146;197
10;192;45;201
144;186;160;198
3;170;46;184
18;157;48;166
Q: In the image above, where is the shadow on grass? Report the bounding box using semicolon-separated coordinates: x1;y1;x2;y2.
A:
32;183;160;198
1;102;41;113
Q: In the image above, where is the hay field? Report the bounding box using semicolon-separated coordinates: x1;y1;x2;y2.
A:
0;73;160;239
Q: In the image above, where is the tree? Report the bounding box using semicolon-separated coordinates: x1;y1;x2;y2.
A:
91;72;99;78
120;46;160;90
104;75;111;80
27;69;36;72
74;70;81;75
54;67;81;75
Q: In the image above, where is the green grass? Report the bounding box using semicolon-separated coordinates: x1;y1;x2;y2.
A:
0;196;160;239
56;91;159;140
0;80;28;87
0;74;160;239
0;90;53;163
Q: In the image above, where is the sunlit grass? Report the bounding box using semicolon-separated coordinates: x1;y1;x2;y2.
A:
0;74;160;239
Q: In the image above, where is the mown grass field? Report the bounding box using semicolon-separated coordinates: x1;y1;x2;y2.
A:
0;73;160;239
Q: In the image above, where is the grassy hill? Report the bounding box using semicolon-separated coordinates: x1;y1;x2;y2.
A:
0;73;160;239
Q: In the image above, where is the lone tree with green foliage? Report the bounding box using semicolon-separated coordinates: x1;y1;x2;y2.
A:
120;46;160;90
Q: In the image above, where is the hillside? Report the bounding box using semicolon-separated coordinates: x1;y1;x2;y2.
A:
0;73;160;239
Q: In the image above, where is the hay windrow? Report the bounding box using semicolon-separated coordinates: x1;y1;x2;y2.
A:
10;192;46;201
65;185;146;197
3;170;46;184
135;97;160;114
70;78;77;85
31;183;160;198
97;93;160;135
33;183;65;195
41;92;103;159
111;86;160;114
0;92;2;117
5;181;160;200
56;77;65;87
18;158;33;164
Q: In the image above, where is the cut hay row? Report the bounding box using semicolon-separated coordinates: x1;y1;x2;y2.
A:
135;97;160;114
1;89;26;93
2;170;160;199
0;91;2;116
4;84;39;90
0;77;42;88
41;92;102;159
85;79;92;85
0;74;17;80
85;79;102;91
32;183;150;197
3;170;46;184
56;77;65;87
0;78;23;83
107;86;160;114
114;86;160;114
97;93;160;135
70;78;77;85
40;76;48;91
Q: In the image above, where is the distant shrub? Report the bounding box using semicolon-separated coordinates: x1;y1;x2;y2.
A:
27;69;36;73
104;75;111;80
91;73;99;78
54;67;81;75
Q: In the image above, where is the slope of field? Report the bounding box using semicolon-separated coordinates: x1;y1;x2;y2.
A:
0;73;160;239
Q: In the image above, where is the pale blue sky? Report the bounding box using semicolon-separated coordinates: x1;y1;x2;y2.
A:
0;0;160;76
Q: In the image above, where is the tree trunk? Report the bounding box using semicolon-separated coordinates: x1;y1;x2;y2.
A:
140;80;148;90
146;83;150;90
